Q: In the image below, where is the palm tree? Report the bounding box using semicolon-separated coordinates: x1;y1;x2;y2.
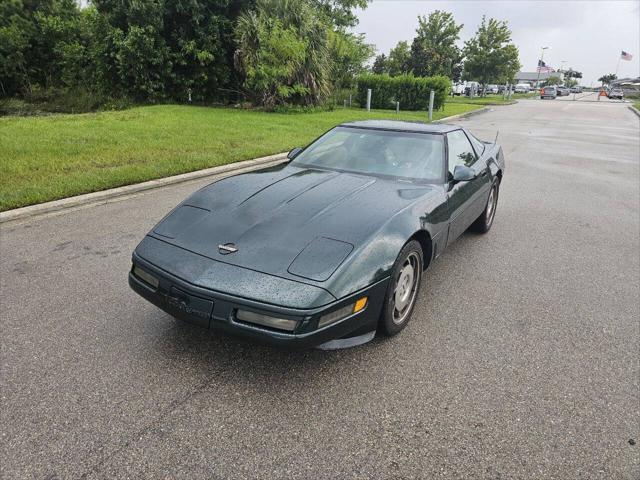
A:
235;0;332;107
598;74;617;86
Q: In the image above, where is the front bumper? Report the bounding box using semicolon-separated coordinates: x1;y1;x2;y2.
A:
129;255;388;349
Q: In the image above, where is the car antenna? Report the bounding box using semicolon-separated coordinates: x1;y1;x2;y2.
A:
494;130;499;144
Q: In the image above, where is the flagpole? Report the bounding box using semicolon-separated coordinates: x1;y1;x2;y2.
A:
615;54;621;78
535;46;549;91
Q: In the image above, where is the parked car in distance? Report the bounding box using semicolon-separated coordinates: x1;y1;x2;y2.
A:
556;86;571;96
514;83;531;93
485;84;499;94
540;86;557;99
608;88;624;100
451;83;465;96
570;86;582;93
464;82;480;97
129;120;506;349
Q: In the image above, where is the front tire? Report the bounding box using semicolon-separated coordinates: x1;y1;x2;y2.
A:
472;180;500;233
379;240;423;336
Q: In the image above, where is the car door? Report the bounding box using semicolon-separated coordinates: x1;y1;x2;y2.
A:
446;129;491;244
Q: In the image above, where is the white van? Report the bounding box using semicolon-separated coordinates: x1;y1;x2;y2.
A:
451;82;466;96
514;83;531;93
464;82;480;96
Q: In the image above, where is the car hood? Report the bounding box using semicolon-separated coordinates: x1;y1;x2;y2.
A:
147;164;438;283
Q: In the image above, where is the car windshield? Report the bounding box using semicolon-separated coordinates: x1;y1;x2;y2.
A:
291;127;445;182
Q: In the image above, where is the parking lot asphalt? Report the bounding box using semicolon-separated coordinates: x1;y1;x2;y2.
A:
1;100;638;479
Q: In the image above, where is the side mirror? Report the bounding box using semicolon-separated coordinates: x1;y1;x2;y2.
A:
452;164;476;182
287;147;303;160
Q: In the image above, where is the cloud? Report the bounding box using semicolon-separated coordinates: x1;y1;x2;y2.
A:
352;0;640;85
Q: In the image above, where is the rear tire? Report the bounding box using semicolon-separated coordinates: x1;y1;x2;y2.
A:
471;180;500;233
379;240;423;336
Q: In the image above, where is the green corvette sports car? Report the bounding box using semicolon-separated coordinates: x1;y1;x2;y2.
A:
129;120;505;349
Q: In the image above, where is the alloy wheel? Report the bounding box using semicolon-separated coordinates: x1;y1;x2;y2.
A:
392;252;421;325
486;186;497;226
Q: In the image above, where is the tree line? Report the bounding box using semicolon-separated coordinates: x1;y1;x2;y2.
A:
372;11;520;88
0;0;372;110
1;1;522;112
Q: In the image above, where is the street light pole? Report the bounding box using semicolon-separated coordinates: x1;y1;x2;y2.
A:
535;46;549;92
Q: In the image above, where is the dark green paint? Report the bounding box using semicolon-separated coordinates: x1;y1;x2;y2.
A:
130;121;505;346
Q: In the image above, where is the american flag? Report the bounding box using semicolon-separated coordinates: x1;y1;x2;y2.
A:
537;60;555;73
621;50;633;61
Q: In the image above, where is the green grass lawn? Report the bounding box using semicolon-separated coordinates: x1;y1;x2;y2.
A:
0;102;483;211
447;95;513;105
447;92;536;105
512;92;539;100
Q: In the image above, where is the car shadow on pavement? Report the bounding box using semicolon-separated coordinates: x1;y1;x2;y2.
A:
140;229;486;397
145;309;391;393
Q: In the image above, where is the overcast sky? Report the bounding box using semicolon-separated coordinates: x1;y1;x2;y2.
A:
351;0;640;85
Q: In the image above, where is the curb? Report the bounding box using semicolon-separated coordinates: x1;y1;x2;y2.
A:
435;106;491;123
478;100;517;106
0;153;288;224
628;105;640;118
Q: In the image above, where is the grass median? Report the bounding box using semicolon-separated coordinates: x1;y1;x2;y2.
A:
0;102;484;211
447;93;534;105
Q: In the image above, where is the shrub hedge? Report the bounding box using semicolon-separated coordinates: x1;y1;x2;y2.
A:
355;74;450;111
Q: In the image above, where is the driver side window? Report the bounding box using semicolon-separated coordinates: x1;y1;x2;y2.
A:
447;130;477;176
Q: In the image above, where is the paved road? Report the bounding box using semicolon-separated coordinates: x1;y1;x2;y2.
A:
1;100;639;479
530;90;631;103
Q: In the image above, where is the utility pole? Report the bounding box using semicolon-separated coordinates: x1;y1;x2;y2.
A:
535;46;549;93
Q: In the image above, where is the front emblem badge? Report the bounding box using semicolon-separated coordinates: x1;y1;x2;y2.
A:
218;243;238;255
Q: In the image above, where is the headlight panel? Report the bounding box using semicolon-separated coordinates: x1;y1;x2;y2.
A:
236;309;297;332
317;297;367;329
133;265;159;288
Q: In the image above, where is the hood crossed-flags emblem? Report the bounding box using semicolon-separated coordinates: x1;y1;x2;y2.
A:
218;243;238;255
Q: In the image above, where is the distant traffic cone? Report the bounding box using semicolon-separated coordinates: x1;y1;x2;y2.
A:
599;89;607;97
